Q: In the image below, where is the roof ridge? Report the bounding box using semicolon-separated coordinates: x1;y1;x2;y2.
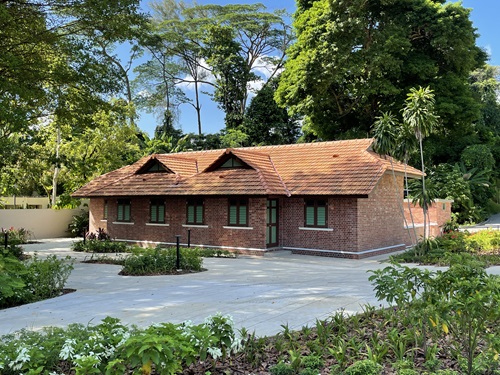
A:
268;155;290;197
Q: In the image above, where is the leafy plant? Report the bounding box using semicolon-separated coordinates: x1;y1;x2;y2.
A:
343;359;382;375
270;362;294;375
120;246;203;276
72;239;128;253
3;227;32;245
67;210;89;237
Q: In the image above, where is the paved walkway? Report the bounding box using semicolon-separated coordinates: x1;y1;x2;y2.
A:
0;239;442;337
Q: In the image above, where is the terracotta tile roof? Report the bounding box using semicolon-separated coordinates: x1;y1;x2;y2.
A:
73;138;423;197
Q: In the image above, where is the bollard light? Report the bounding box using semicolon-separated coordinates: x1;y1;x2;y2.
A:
175;235;181;270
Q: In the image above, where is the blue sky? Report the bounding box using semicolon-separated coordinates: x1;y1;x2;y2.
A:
135;0;500;137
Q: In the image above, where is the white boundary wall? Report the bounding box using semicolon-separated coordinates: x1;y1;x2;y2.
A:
0;209;87;240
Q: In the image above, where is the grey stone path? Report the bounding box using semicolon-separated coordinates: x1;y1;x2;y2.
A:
0;239;448;337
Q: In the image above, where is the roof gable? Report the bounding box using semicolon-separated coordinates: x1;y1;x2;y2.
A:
136;158;174;174
203;149;253;172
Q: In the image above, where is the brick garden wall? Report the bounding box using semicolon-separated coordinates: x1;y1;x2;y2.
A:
404;199;453;240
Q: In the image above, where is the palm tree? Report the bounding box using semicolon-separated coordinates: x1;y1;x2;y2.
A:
373;112;416;245
402;87;439;248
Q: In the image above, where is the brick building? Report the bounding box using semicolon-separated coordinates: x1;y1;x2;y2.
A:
73;139;427;258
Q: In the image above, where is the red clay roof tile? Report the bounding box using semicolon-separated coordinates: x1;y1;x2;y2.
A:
72;139;423;198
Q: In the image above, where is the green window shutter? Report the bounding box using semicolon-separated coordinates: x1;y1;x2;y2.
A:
150;205;157;222
158;204;165;222
117;205;123;221
187;205;195;223
196;204;203;224
239;205;247;225
229;205;237;224
306;206;315;226
124;204;130;221
317;206;326;226
104;201;108;219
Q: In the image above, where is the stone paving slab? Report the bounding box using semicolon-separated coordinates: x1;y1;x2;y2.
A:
0;239;461;337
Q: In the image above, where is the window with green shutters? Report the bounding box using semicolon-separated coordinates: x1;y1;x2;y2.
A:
228;199;248;226
117;199;131;222
186;199;204;224
150;200;165;223
304;199;327;227
103;200;108;220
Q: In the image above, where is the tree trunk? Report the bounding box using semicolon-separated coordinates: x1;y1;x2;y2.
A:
419;137;427;250
51;126;61;207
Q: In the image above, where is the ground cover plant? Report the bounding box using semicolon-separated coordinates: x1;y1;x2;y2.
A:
392;229;500;266
1;254;498;374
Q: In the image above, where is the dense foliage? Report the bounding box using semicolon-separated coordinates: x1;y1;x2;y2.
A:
1;0;499;223
276;0;485;140
393;229;500;266
0;249;74;309
120;247;204;275
0;314;241;375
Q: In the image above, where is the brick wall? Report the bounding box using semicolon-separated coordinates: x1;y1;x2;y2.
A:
87;175;423;258
280;197;358;252
404;199;453;240
89;196;267;250
357;173;407;252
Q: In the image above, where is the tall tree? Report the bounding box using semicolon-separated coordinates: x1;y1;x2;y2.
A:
276;0;486;140
145;0;293;132
242;78;301;145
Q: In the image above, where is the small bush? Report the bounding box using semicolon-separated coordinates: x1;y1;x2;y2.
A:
120;246;203;276
72;239;128;253
1;254;74;308
67;210;89;237
270;362;295;375
343;359;382;375
4;244;24;260
2;227;32;245
466;230;500;252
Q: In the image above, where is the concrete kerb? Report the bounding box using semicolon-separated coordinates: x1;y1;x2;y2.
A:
0;239;442;337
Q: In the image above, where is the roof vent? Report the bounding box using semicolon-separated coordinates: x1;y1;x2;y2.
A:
332;154;339;158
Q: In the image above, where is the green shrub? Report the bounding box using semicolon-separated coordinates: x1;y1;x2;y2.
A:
343;359;382;375
3;227;32;245
270;362;295;375
465;230;500;252
0;314;241;374
72;239;128;253
0;252;26;306
302;354;323;370
4;244;24;260
67;210;89;237
23;255;74;301
0;254;74;308
120;246;203;275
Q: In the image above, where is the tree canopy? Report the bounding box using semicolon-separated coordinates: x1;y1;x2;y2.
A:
276;0;486;140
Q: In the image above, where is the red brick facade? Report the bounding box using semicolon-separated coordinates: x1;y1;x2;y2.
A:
403;199;453;241
87;172;429;259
